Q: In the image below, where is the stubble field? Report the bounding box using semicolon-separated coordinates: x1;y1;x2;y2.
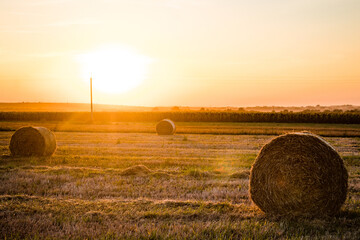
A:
0;122;360;239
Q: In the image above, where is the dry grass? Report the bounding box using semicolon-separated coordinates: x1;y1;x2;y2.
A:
0;129;359;239
120;165;152;176
229;170;250;179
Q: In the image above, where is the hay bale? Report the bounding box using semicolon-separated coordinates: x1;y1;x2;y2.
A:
9;126;56;157
249;132;348;217
156;119;176;135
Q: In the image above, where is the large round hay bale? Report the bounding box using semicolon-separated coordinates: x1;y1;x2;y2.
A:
249;132;348;217
9;126;57;157
156;119;176;135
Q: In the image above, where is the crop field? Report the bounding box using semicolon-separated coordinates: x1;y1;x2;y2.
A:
2;121;360;137
0;122;360;239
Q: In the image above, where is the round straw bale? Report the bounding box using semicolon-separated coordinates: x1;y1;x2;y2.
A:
249;132;348;217
156;119;176;135
9;126;57;157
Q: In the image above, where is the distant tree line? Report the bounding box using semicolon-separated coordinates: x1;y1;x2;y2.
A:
0;111;360;124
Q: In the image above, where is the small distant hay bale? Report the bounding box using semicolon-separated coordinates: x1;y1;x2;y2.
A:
249;132;348;217
121;165;151;176
9;126;57;157
156;119;176;135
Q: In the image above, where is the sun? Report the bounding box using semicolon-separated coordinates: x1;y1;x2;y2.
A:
77;45;152;93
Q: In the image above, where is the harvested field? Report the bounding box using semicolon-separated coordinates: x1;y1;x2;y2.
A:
0;128;360;239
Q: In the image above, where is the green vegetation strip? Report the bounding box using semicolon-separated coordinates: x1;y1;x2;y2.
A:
2;121;360;137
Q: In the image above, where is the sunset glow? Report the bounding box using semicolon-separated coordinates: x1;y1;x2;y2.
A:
1;1;360;237
77;46;152;94
0;0;359;106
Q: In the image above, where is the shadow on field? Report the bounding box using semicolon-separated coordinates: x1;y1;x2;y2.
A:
261;210;360;238
338;209;360;219
0;155;50;167
0;154;11;160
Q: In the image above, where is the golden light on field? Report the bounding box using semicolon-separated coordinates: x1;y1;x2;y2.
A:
77;46;152;94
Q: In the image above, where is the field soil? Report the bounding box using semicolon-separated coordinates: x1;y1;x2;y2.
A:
0;124;360;239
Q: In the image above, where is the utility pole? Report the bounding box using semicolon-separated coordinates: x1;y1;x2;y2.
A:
90;73;94;122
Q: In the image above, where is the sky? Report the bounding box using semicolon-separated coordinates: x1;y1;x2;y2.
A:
0;0;359;107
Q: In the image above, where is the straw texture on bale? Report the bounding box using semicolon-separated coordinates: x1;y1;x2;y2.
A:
10;126;57;157
249;132;348;217
156;119;176;135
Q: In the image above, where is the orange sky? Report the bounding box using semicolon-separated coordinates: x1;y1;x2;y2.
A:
0;0;359;107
